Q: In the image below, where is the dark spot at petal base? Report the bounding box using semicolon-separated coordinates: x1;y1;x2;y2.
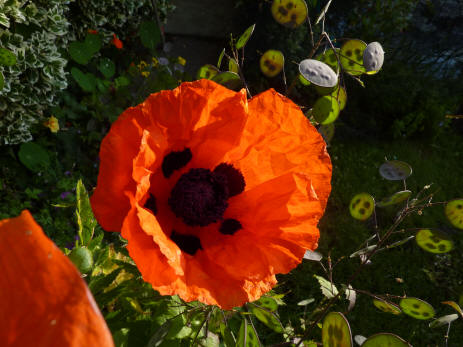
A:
214;163;245;197
169;168;229;226
144;194;157;215
162;148;192;178
220;219;242;235
170;230;202;255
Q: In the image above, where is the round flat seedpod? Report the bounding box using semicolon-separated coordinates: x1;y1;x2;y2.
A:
260;50;284;77
197;64;219;80
340;40;367;76
322;312;353;347
331;86;347;110
318;123;335;143
376;190;412;208
399;297;435;320
271;0;308;28
313;96;340;124
363;42;385;73
211;71;242;90
299;73;311;85
299;59;338;88
445;199;463;229
236;24;256;50
379;160;412;181
362;333;410;347
349;193;375;221
373;299;402;315
316;48;340;73
415;229;454;254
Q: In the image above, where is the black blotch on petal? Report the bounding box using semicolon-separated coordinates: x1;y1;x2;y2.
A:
220;219;242;235
170;230;202;255
162;148;192;178
214;163;245;197
144;194;157;215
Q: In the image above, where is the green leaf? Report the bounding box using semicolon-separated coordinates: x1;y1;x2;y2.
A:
98;58;116;78
84;33;102;54
68;246;93;273
220;323;236;347
314;275;339;299
211;71;242;90
71;67;96;92
68;41;92;65
76;179;97;246
0;47;16;66
114;75;130;88
0;71;4;91
237;318;259;347
89;268;122;294
139;21;161;50
217;48;225;69
18;142;50;172
236;24;255;50
249;303;283;333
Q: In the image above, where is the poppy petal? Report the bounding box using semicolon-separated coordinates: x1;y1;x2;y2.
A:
226;88;332;209
0;211;114;347
201;172;320;281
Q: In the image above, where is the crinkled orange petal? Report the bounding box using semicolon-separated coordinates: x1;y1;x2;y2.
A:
225;88;332;209
201;172;320;282
0;211;114;347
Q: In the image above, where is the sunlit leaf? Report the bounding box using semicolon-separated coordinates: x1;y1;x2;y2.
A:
236;24;256;49
314;275;338;299
298;298;315;306
376;190;411;208
197;64;220;80
211;71;242;90
228;58;239;73
373;299;402;315
271;0;308;28
237;318;260;347
349;193;375;220
429;314;459;328
415;229;453;254
340;40;367;76
217;48;225;69
399;297;435;320
249;303;283;333
68;246;93;274
76;179;97;246
315;0;333;24
442;301;463;319
260;50;284;77
321;312;353;347
444;199;463;229
362;333;410;347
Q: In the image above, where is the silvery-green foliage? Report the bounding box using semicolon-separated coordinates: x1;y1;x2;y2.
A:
0;0;69;145
70;0;174;41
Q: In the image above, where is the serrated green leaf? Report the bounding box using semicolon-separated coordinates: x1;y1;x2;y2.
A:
314;275;339;298
76;179;97;246
139;21;161;50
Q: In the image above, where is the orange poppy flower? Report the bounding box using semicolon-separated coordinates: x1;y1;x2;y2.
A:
0;211;114;347
91;79;332;309
111;33;123;49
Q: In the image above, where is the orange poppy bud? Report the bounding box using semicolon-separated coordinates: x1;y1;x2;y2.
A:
111;33;123;49
0;211;114;347
91;79;332;309
88;29;98;35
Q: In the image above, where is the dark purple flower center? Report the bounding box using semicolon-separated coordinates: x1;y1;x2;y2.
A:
169;168;229;226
